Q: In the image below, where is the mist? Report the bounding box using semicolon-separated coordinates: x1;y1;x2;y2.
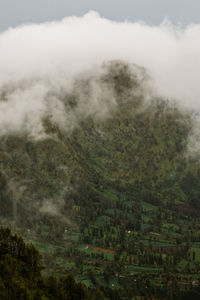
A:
0;11;200;137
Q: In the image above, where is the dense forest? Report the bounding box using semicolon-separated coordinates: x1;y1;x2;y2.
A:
0;61;200;299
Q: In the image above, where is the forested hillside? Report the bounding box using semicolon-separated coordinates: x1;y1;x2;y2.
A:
0;227;103;299
1;61;200;299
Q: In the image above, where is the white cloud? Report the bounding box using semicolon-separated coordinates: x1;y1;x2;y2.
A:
0;12;200;137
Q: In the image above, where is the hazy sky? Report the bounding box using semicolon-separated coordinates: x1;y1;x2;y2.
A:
0;0;200;31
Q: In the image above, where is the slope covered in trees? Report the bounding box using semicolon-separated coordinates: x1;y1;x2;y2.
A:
0;61;199;225
0;61;200;299
0;227;102;300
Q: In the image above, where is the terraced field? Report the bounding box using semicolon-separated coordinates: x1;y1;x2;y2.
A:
18;191;200;298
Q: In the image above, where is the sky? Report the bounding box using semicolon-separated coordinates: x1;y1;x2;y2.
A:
0;0;200;31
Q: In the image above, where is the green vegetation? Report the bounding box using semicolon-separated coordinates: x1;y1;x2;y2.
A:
0;61;200;299
0;227;96;300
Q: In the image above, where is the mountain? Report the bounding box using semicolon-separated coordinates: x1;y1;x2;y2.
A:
0;61;200;299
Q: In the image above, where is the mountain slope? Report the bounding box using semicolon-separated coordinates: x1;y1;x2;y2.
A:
1;61;200;299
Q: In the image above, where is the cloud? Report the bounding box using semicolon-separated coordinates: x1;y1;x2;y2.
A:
0;11;200;137
40;198;62;216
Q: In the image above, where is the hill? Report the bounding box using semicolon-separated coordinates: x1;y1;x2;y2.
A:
0;61;200;299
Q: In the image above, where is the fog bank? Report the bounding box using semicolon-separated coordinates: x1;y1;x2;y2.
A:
0;11;200;137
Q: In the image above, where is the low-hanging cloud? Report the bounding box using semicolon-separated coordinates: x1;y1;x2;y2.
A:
0;11;200;137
